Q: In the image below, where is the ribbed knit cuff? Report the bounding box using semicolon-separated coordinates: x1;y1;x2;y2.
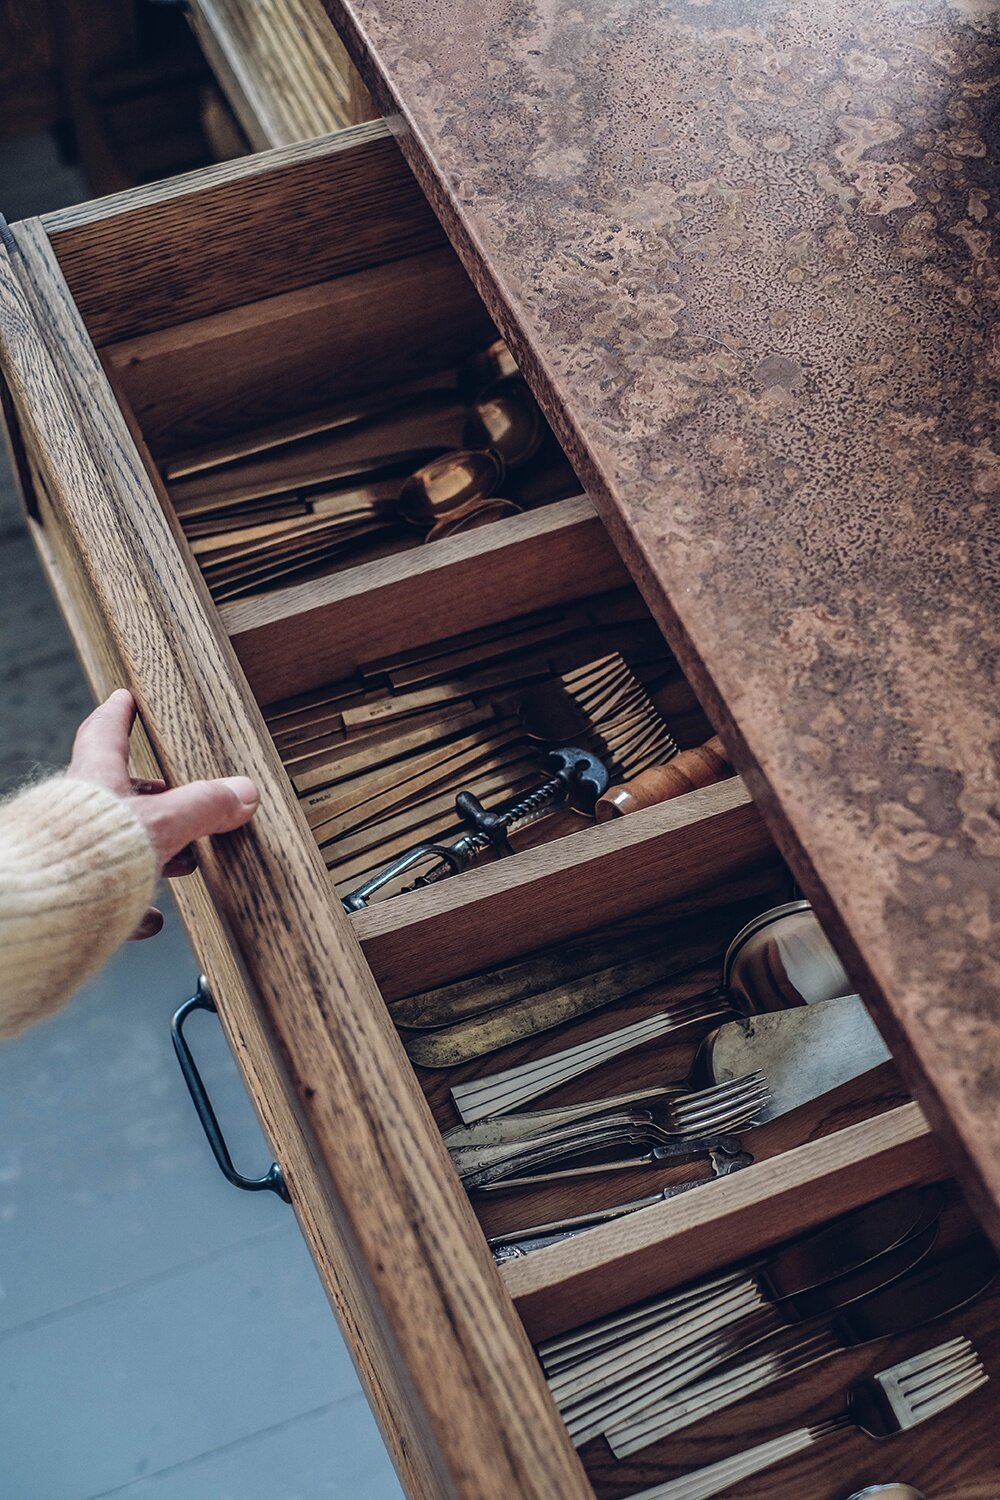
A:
0;778;157;1038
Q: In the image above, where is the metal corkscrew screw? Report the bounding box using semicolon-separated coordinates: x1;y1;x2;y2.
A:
342;747;609;911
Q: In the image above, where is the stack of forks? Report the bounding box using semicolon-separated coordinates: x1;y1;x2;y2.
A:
264;593;704;897
448;1073;770;1192
624;1336;988;1500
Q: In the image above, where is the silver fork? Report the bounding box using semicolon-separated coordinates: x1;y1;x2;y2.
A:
464;1133;748;1193
449;1074;770;1183
627;1336;987;1500
450;992;733;1123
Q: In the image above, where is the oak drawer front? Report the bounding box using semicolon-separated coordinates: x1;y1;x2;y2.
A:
1;123;997;1500
186;0;375;150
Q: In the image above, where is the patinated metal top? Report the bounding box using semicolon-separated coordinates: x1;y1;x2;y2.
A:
323;2;1000;1232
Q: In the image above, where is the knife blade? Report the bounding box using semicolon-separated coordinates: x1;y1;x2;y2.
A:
836;1236;999;1344
758;1184;942;1300
603;1235;997;1457
778;1218;938;1323
703;992;891;1120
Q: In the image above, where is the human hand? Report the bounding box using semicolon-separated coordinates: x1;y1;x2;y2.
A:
67;688;259;939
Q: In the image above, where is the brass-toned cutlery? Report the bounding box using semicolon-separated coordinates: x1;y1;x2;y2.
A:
425;496;522;540
397;447;505;525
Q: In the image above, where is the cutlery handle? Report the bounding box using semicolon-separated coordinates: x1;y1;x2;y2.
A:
629;1423;832;1500
451;1117;642;1176
607;1326;839;1456
460;1125;678;1190
472;1137;737;1193
451;994;730;1123
445;1084;675;1150
595;736;731;820
492;1175;730;1258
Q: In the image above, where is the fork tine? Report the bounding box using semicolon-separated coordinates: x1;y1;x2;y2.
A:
899;1340;980;1393
668;1075;770;1129
901;1348;985;1408
915;1368;989;1422
668;1075;768;1113
878;1335;989;1430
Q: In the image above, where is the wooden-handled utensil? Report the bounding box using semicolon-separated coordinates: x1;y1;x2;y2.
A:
595;735;731;820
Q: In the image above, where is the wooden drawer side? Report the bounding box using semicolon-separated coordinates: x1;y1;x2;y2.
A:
0;223;596;1500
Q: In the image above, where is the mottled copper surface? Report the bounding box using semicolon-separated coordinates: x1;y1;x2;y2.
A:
323;2;1000;1232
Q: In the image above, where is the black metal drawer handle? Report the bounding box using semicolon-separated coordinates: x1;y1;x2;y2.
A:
172;977;290;1203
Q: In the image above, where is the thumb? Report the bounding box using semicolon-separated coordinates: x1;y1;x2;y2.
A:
135;776;259;867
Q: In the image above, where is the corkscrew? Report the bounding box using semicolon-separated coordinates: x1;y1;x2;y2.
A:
341;746;609;912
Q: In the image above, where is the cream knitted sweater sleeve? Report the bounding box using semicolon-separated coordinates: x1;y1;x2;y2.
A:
0;777;157;1038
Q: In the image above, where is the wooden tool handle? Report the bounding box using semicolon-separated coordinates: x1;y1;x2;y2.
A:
595;735;731;820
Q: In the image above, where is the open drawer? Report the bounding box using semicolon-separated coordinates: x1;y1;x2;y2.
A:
1;123;997;1500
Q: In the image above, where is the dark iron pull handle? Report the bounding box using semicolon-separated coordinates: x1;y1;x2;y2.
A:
172;976;290;1202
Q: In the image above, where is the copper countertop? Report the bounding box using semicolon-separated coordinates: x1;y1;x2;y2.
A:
322;2;1000;1234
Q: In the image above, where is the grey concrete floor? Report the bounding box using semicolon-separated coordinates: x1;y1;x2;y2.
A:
0;134;403;1500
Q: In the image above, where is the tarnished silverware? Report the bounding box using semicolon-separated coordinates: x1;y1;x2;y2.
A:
625;1337;986;1500
450;993;733;1123
606;1237;995;1458
471;1134;747;1194
490;1146;753;1260
539;1188;943;1445
449;1075;769;1186
408;950;713;1069
449;899;858;1121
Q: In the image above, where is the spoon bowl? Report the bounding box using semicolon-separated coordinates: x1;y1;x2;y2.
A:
425;497;522;542
724;899;852;1013
398;448;505;525
845;1488;927;1500
464;381;544;468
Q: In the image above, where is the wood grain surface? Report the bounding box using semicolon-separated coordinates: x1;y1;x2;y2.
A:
187;0;375;150
0;224;594;1500
319;0;1000;1248
40;123;443;344
225;495;628;700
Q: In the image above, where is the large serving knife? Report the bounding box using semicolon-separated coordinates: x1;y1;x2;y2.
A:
703;992;892;1119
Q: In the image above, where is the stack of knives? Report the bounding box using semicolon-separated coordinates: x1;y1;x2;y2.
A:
537;1187;998;1457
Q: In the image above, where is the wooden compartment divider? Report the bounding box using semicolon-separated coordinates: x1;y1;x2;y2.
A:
102;246;496;460
223;494;629;700
40;121;442;344
504;1102;944;1343
354;778;775;1000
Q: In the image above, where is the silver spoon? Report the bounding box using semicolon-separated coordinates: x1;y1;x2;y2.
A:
846;1488;927;1499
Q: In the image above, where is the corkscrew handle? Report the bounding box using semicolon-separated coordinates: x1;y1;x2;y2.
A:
595;736;731;820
